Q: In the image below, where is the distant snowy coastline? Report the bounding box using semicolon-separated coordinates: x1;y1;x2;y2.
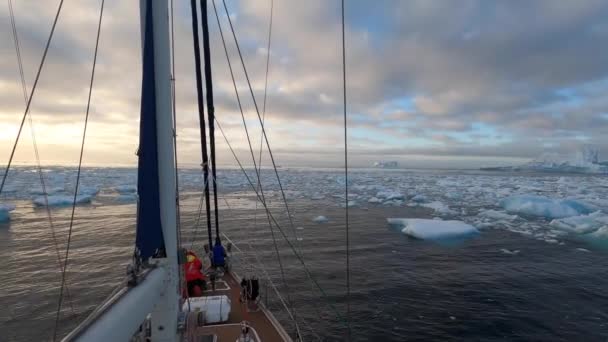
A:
481;145;608;174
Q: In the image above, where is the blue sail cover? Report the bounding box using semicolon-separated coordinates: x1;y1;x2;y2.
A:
135;0;165;260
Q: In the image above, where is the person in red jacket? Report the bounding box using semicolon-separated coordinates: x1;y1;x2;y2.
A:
184;250;206;297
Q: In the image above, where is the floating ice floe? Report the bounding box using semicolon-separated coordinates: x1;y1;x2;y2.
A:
113;185;137;194
411;194;427;203
340;200;357;208
79;186;100;196
375;191;404;201
550;211;608;234
477;209;518;221
29;186;65;196
33;194;92;207
499;195;594;219
383;199;404;206
313;215;328;223
387;218;479;240
420;201;456;215
310;194;325;200
0;203;16;222
368;197;382;204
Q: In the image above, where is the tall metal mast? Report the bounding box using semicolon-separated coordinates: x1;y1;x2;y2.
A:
142;0;179;339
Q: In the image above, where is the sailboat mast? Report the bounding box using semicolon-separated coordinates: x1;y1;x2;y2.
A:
139;0;179;339
200;0;220;240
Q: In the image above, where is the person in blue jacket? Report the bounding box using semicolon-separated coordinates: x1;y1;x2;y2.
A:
212;237;227;270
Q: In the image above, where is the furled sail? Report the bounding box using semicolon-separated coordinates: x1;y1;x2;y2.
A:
135;0;165;260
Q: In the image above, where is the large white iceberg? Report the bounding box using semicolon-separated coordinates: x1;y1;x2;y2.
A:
0;203;16;222
499;195;594;219
33;194;92;207
387;218;479;240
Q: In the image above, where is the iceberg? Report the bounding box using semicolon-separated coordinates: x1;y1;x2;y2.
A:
481;145;607;174
33;194;92;207
0;203;16;222
499;195;594;219
313;215;328;223
387;218;479;240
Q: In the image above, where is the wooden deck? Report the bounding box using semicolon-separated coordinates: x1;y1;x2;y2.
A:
189;271;292;342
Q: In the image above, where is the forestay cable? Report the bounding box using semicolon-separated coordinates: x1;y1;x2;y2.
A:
53;1;104;340
7;0;75;314
0;0;65;196
341;0;351;339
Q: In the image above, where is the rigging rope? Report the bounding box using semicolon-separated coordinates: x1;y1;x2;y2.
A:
216;107;411;341
341;0;351;339
189;0;214;248
0;0;65;196
211;2;302;338
200;0;221;240
53;1;104;340
215;119;347;320
7;0;74;314
217;0;300;246
221;232;322;341
252;0;274;281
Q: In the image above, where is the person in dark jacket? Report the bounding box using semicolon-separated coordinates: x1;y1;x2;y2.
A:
212;237;227;270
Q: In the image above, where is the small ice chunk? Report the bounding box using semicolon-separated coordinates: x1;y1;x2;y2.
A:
368;197;382;204
313;215;328;223
33;195;92;207
387;218;479;240
411;194;427;203
499;195;594;219
500;248;520;255
478;209;518;221
79;186;100;196
113;185;137;194
310;194;325;200
376;191;404;200
383;199;404;206
420;201;456;215
0;203;16;222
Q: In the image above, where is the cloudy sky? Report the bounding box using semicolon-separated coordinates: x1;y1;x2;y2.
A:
1;0;607;169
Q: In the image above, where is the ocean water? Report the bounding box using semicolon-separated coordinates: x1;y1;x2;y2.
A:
1;166;608;341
